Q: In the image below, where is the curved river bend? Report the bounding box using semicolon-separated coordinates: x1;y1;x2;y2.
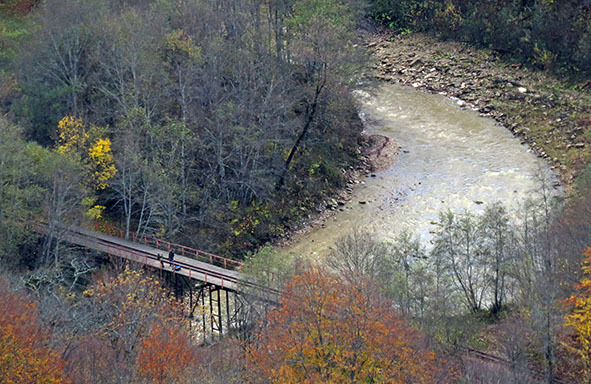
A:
283;83;559;260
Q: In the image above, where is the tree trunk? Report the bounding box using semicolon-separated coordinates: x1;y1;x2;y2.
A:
276;84;323;191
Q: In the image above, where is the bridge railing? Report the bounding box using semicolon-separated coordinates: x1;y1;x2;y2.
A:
83;234;236;289
94;222;244;272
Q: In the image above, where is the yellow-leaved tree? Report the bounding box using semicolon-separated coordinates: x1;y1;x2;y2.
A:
564;248;591;381
55;116;116;219
87;137;116;190
56;116;88;155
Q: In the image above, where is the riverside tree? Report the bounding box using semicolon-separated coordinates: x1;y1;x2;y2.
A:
247;268;448;384
433;210;489;313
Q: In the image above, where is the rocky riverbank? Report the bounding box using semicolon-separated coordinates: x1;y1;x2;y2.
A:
275;133;400;248
367;30;591;186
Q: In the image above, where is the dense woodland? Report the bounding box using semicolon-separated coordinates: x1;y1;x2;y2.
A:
1;0;366;261
370;0;591;75
1;0;591;383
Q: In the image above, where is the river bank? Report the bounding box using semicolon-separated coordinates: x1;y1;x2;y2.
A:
275;29;574;257
278;82;558;259
367;30;591;186
274;133;400;249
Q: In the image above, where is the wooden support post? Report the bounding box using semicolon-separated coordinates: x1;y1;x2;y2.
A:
209;286;214;335
233;291;238;329
217;288;222;335
174;272;178;300
201;288;206;342
188;284;193;319
226;289;231;331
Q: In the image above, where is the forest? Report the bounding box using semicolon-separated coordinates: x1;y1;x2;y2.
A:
369;0;591;76
1;0;591;383
1;0;366;260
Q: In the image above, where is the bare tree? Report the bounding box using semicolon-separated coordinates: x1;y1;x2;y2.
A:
93;7;167;123
326;230;391;282
511;171;564;384
479;203;511;314
40;153;84;267
433;210;489;312
276;0;366;189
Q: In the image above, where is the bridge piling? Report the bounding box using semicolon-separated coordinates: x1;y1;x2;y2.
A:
217;288;222;335
201;289;206;341
226;290;231;331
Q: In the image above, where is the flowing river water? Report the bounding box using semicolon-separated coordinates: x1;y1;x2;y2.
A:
282;82;559;261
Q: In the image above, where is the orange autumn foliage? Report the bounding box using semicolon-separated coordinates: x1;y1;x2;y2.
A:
0;278;68;384
68;267;189;384
564;248;591;381
83;266;185;347
247;268;443;384
137;326;200;384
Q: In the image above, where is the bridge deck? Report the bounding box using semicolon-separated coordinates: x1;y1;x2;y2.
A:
63;227;241;291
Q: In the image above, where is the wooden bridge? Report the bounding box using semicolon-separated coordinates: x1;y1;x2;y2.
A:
69;224;243;290
38;223;279;338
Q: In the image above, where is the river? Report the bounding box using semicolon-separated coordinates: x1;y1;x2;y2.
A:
281;82;559;261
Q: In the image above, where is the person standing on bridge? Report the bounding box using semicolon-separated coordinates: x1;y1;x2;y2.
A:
168;250;175;268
